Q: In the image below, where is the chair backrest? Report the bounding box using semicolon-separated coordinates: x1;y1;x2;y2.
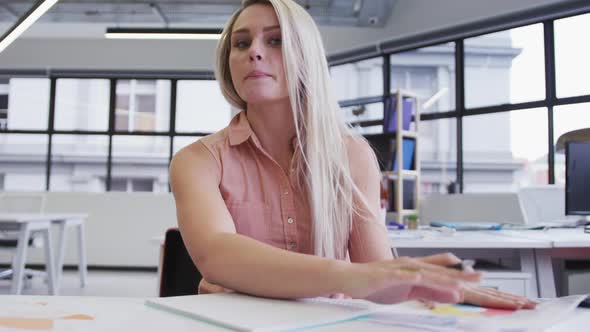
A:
0;192;46;213
420;193;527;225
159;228;202;297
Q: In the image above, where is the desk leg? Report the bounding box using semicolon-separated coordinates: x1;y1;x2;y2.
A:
76;222;87;287
41;228;57;295
520;249;539;298
534;249;556;298
55;221;67;289
11;224;31;295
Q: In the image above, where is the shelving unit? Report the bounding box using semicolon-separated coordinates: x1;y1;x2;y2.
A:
386;89;420;225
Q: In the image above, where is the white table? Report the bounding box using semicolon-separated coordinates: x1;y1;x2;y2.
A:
0;213;88;295
0;295;587;332
390;227;590;298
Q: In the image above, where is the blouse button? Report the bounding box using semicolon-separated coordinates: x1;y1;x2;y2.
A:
289;241;297;249
287;217;294;224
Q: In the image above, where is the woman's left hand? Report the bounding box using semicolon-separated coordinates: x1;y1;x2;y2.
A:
462;285;537;310
416;253;537;310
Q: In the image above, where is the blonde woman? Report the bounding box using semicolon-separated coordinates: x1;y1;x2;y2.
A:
170;0;535;309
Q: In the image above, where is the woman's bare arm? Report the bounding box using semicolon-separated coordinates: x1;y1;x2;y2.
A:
170;141;479;301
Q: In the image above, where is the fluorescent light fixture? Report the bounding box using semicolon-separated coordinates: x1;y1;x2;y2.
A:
0;0;59;53
422;87;449;110
105;28;223;40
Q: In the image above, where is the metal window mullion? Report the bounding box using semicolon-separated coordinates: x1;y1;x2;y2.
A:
456;41;465;193
544;20;557;185
106;79;116;191
45;77;57;191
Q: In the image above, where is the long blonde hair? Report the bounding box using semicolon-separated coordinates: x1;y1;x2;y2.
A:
215;0;375;260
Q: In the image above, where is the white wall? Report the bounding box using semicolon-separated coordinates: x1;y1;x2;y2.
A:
0;0;567;70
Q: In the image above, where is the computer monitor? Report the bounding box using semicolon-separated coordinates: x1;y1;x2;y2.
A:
565;141;590;216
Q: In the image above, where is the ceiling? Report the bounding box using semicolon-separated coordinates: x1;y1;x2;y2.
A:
0;0;397;28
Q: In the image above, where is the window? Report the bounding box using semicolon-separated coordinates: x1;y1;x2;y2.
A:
463;108;548;192
341;102;383;134
0;79;8;130
115;80;170;132
175;80;231;133
55;79;110;131
49;135;109;192
110;178;154;192
3;78;50;130
553;103;590;184
420;118;457;194
331;57;383;101
555;12;590;98
465;24;545;109
0;134;48;191
391;43;456;113
110;135;170;192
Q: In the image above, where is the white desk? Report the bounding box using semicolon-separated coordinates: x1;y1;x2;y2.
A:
390;228;590;298
0;295;588;332
500;228;590;298
0;213;88;295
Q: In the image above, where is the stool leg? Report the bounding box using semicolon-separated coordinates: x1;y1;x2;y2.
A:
11;225;31;295
55;221;67;288
77;222;88;287
41;228;57;295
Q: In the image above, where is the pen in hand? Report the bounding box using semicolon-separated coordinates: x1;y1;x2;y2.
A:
449;259;476;272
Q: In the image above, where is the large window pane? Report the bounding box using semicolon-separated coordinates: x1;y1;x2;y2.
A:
3;78;50;130
175;80;232;133
554;103;590;184
555;13;590;98
111;135;170;193
55;79;110;131
463;109;548;192
331;57;383;101
391;43;456;113
0;134;47;191
465;24;545;109
420;118;457;195
49;135;108;192
115;80;170;132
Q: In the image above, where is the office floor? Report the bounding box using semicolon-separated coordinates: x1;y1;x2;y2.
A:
0;270;158;297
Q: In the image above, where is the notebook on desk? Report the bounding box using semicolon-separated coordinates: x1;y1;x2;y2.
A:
145;293;379;332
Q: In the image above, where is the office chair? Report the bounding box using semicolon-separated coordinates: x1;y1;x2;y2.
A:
159;228;202;297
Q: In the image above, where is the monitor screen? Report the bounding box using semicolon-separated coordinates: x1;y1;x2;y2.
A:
565;141;590;216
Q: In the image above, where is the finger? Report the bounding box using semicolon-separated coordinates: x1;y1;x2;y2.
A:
463;287;526;310
397;268;467;295
410;286;463;304
472;287;537;309
395;258;482;282
418;253;462;266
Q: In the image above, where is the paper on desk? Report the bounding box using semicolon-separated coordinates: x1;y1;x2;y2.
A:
360;295;588;332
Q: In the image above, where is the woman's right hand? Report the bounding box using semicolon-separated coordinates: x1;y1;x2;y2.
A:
342;255;482;304
198;278;232;295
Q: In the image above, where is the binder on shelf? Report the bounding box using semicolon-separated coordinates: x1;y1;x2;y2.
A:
392;138;415;171
383;95;413;133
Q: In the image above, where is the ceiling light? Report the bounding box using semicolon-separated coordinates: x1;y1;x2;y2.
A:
105;28;222;40
0;0;59;54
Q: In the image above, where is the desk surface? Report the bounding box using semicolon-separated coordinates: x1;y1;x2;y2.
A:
389;229;553;248
501;228;590;248
0;295;587;332
0;213;88;223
